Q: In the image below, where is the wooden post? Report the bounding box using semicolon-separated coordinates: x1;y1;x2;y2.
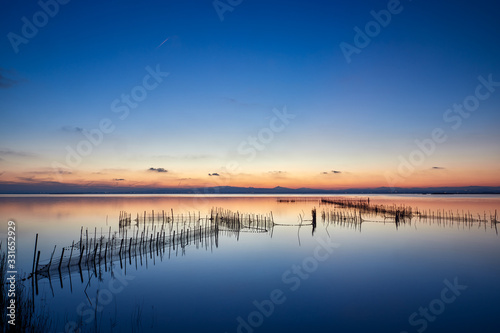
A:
35;250;41;274
32;233;38;274
93;243;98;263
58;247;65;271
79;227;83;253
68;240;74;268
47;245;57;272
78;246;84;266
104;242;108;262
119;238;124;255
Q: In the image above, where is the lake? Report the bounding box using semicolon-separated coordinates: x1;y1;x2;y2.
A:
0;194;499;333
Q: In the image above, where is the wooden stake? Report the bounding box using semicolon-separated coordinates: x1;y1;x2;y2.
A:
58;248;65;271
31;233;38;274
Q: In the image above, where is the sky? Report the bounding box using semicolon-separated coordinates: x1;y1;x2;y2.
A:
0;0;499;192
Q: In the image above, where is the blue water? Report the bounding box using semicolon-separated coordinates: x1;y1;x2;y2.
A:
0;195;498;333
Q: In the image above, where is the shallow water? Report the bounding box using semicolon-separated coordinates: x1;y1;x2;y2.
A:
0;194;499;333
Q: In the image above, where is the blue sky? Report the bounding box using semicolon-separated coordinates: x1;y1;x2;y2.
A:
1;0;499;192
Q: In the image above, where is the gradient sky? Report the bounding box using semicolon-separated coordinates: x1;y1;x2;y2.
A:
1;0;500;192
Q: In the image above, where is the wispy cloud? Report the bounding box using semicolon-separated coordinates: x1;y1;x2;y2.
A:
222;97;258;107
268;171;288;179
113;178;125;181
432;167;446;170
148;167;168;173
0;68;22;89
322;170;342;174
156;37;170;49
151;154;215;161
61;125;84;133
94;168;130;175
17;176;35;182
0;148;35;158
28;170;72;175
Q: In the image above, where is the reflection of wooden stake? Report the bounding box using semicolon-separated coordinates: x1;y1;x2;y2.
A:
104;241;108;270
59;267;63;289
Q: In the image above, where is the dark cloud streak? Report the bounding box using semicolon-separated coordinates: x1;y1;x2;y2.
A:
0;68;21;89
148;167;168;173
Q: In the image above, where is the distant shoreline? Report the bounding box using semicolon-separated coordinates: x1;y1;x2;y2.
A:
0;186;499;196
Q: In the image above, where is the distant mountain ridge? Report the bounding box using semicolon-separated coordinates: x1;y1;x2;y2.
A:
0;183;499;194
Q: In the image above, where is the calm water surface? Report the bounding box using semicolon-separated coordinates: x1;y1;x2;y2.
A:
0;194;499;333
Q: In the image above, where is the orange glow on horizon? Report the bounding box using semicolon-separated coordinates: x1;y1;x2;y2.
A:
1;166;499;191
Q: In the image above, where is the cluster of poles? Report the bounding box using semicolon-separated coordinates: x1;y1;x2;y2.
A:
276;197;499;232
26;199;498;293
27;208;274;293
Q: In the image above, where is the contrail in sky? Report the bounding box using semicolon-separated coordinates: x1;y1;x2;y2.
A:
156;37;169;49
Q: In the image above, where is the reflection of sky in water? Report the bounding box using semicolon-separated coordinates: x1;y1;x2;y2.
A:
0;195;499;332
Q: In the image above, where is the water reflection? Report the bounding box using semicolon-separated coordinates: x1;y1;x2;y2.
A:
29;196;499;293
1;195;499;333
31;208;275;292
